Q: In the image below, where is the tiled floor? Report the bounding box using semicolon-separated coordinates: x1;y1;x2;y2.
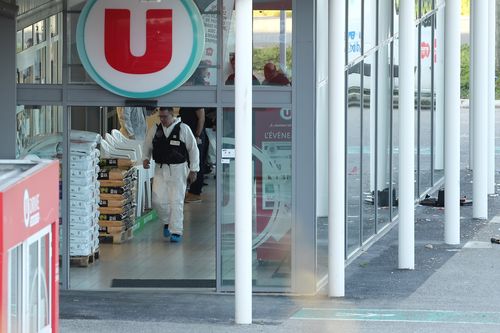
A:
70;176;217;289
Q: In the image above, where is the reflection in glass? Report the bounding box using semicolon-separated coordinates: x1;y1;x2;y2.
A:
34;21;46;44
41;234;51;328
379;0;393;42
23;26;33;49
50;15;58;37
223;0;292;86
422;0;433;16
346;68;362;256
364;0;377;52
377;44;393;228
415;24;423;196
197;12;218;86
221;107;292;288
377;0;394;228
394;0;399;38
362;57;375;242
16;105;63;159
17;15;61;84
419;16;433;195
8;246;22;333
29;242;39;333
347;0;362;62
434;9;444;183
16;31;22;53
392;38;400;219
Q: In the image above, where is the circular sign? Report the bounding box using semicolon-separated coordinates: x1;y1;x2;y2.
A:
77;0;205;98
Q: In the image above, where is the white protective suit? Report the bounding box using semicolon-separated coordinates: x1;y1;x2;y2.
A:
142;118;199;235
117;107;147;141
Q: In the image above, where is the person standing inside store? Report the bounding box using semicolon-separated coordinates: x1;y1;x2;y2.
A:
179;106;206;203
142;107;199;243
262;62;291;86
225;52;261;85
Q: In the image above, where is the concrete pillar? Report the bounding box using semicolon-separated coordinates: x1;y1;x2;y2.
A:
234;0;252;324
398;0;415;270
469;0;474;170
488;0;496;194
0;2;17;158
328;0;346;297
472;0;489;219
444;0;461;245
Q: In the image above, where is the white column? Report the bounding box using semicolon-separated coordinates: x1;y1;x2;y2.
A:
434;8;445;170
444;0;461;245
328;0;346;297
472;0;489;219
469;1;474;170
398;0;415;270
377;0;392;191
234;0;252;324
488;0;496;194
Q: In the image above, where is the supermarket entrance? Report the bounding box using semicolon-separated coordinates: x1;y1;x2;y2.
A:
67;106;217;289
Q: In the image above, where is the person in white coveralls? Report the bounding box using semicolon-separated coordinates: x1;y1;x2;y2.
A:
142;107;199;243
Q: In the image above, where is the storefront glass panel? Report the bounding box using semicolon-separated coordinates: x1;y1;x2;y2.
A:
223;0;292;86
377;44;393;228
419;16;433;195
347;0;362;62
421;0;433;16
16;105;63;159
364;0;377;53
8;246;22;333
16;14;62;84
433;11;444;183
346;68;362;256
362;57;375;242
28;241;39;332
40;234;51;328
394;0;399;38
220;107;292;289
392;37;400;219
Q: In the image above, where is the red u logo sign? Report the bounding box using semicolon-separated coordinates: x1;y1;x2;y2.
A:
105;9;173;74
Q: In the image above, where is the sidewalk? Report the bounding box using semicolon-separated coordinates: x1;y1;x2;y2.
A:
60;171;500;333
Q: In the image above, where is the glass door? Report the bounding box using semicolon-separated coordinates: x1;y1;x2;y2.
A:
219;107;292;291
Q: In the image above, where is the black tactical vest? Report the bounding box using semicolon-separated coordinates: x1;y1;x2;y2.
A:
152;123;188;164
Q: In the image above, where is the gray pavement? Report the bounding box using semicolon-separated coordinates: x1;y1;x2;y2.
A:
60;167;500;332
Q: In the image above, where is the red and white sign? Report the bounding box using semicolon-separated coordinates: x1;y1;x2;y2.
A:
0;160;59;333
77;0;205;98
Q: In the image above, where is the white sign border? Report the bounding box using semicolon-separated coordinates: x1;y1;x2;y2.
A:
76;0;205;98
